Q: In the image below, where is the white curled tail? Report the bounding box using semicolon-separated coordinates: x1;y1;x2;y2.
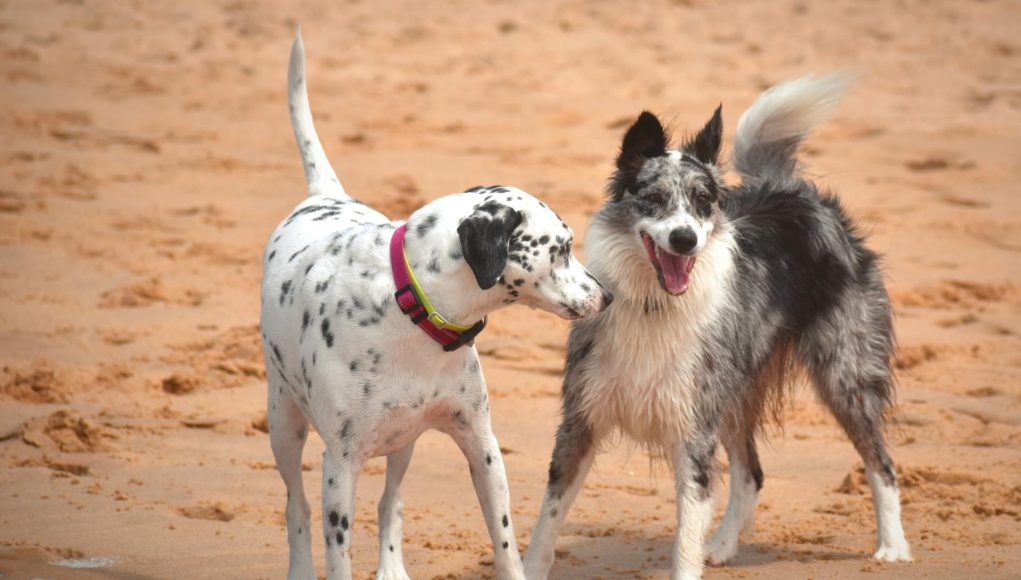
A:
288;27;346;198
733;73;851;187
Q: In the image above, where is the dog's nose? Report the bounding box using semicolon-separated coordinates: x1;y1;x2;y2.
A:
669;227;698;254
602;289;614;308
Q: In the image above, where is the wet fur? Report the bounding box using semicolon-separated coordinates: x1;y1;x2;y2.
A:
525;75;911;579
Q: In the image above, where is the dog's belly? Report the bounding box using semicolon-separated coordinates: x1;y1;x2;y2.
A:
362;398;463;457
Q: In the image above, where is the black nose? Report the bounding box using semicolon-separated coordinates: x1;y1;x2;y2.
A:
602;289;614;307
669;227;698;254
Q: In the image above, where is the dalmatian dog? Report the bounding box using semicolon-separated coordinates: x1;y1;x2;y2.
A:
260;30;612;580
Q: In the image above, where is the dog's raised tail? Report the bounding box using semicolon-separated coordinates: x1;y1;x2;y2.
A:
733;73;851;186
288;27;346;198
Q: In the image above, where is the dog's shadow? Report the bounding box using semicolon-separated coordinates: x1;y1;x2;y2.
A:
459;530;862;579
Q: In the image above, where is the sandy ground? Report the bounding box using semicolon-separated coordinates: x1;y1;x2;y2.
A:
1;0;1019;578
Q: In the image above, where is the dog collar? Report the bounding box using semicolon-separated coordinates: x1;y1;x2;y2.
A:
390;224;486;351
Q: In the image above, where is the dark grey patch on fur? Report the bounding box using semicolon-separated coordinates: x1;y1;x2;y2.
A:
315;276;333;294
415;214;439;237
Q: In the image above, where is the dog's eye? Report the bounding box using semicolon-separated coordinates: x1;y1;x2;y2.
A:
644;190;666;205
694;192;712;212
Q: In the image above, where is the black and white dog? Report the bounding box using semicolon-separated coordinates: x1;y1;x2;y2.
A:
261;31;611;580
523;75;911;579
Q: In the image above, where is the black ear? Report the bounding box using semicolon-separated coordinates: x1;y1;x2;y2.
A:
457;203;523;290
685;105;723;165
616;111;668;175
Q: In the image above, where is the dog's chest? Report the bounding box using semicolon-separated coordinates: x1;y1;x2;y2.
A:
578;304;708;445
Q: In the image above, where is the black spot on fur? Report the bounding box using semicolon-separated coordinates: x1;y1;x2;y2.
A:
279;280;292;306
288;245;310;263
340;515;349;530
329;511;339;527
320;318;334;348
502;514;508;527
457;202;523;289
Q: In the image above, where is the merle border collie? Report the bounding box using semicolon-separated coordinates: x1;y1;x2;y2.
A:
523;75;911;579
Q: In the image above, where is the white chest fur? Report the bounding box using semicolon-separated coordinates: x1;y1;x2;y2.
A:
577;222;737;447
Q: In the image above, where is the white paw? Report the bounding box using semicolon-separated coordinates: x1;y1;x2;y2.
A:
703;534;738;566
873;542;912;562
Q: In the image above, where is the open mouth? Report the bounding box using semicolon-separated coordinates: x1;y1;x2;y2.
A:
641;232;696;295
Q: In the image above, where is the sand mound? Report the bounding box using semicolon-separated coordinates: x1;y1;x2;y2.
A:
98;277;204;308
19;410;115;453
177;501;244;522
161;325;265;393
0;362;70;404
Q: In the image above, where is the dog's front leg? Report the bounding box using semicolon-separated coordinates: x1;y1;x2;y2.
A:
523;413;598;580
322;448;362;580
671;434;718;580
448;412;525;580
376;442;415;580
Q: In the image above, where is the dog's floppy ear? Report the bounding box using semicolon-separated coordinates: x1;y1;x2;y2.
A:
457;202;523;290
617;111;668;175
684;105;723;165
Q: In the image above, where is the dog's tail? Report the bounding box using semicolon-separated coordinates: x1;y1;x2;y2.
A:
288;27;346;198
733;73;851;187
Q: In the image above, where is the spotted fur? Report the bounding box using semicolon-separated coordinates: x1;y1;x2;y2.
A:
262;30;611;580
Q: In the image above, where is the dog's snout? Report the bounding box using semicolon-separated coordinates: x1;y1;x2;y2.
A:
669;227;698;254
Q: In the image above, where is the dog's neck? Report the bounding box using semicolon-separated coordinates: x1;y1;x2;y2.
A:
401;206;504;326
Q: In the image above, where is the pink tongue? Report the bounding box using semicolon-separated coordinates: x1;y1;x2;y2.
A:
659;251;691;294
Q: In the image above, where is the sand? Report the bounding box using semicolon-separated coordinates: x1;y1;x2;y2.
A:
1;0;1019;578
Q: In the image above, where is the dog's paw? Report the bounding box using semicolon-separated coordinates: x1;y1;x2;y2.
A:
375;565;411;580
873;541;912;562
703;534;738;566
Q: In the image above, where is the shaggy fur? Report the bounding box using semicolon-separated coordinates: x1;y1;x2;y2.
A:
524;74;911;580
262;30;611;580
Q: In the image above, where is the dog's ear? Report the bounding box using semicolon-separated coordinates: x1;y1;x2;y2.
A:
684;105;723;165
457;203;523;290
617;111;668;176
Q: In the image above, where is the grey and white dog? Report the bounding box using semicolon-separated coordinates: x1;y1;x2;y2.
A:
261;31;611;580
523;75;912;579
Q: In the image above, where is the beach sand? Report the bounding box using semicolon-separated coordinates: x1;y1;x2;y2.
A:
1;0;1019;578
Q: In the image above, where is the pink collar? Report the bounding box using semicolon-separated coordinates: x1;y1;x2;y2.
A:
390;224;486;352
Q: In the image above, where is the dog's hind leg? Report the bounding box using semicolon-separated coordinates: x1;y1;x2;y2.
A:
269;389;315;580
799;288;911;562
321;447;362;580
704;427;762;565
523;413;599;580
375;443;415;580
